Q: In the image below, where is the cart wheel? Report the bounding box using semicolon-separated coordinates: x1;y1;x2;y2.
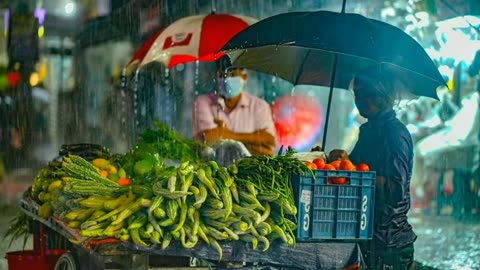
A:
54;253;79;270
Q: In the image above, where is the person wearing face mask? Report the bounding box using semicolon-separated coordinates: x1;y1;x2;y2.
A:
329;66;416;270
191;57;276;156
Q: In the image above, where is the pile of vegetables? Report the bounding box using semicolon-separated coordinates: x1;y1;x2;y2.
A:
24;124;310;261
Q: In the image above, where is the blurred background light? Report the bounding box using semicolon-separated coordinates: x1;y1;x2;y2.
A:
29;72;40;86
38;25;44;38
65;2;75;15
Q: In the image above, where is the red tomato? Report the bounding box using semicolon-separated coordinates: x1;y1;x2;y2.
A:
329;160;341;170
331;177;347;184
340;160;356;171
356;163;370;172
322;164;335;170
313;158;325;169
305;162;318;170
117;178;132;186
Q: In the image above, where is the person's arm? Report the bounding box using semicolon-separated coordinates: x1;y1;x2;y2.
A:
207;98;276;156
195;95;276;155
200;120;235;143
204;119;275;156
230;128;276;156
381;128;413;204
230;128;275;145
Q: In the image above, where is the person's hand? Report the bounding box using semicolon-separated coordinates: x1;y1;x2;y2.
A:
254;128;275;141
202;119;233;143
214;119;233;136
327;149;349;163
214;118;226;128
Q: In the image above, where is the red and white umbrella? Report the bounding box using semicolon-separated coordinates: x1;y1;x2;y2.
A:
127;13;257;71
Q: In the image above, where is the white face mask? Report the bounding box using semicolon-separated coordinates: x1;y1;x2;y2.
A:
223;77;244;98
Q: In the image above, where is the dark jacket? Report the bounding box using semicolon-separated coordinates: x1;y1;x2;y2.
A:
350;110;417;248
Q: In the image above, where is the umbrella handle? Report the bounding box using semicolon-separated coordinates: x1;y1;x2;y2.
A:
322;0;345;151
321;54;339;152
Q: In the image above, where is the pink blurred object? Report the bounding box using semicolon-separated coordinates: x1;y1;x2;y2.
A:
272;94;323;150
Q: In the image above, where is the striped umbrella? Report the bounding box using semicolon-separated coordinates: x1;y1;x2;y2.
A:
126;13;257;72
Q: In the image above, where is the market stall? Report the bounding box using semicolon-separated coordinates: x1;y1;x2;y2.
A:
5;3;449;269
5;122;373;270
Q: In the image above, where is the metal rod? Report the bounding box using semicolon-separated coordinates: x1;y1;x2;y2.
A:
321;54;338;152
39;223;46;256
320;0;346;151
211;0;216;13
294;50;311;85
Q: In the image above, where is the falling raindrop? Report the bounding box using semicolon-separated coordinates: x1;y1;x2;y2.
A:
289;87;295;96
0;4;478;270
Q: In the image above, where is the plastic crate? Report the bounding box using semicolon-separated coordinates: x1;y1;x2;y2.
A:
291;169;375;241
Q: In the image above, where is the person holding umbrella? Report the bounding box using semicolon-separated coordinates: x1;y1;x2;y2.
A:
330;66;416;269
191;56;276;156
219;7;449;268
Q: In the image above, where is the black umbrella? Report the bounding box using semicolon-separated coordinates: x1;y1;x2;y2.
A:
220;7;446;150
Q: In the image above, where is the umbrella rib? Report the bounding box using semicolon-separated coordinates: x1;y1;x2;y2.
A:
379;61;447;86
293;49;312;85
288;46;445;87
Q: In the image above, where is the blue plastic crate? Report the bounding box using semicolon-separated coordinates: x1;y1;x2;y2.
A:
291;169;375;241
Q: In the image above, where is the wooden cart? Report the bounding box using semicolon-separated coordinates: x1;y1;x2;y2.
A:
19;191;365;270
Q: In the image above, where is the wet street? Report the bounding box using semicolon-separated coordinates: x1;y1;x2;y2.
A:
0;169;479;270
409;210;480;270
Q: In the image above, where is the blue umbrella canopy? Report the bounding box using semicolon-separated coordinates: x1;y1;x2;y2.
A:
220;10;446;100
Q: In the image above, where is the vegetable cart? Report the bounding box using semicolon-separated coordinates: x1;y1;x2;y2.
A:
16;177;370;270
7;137;373;270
